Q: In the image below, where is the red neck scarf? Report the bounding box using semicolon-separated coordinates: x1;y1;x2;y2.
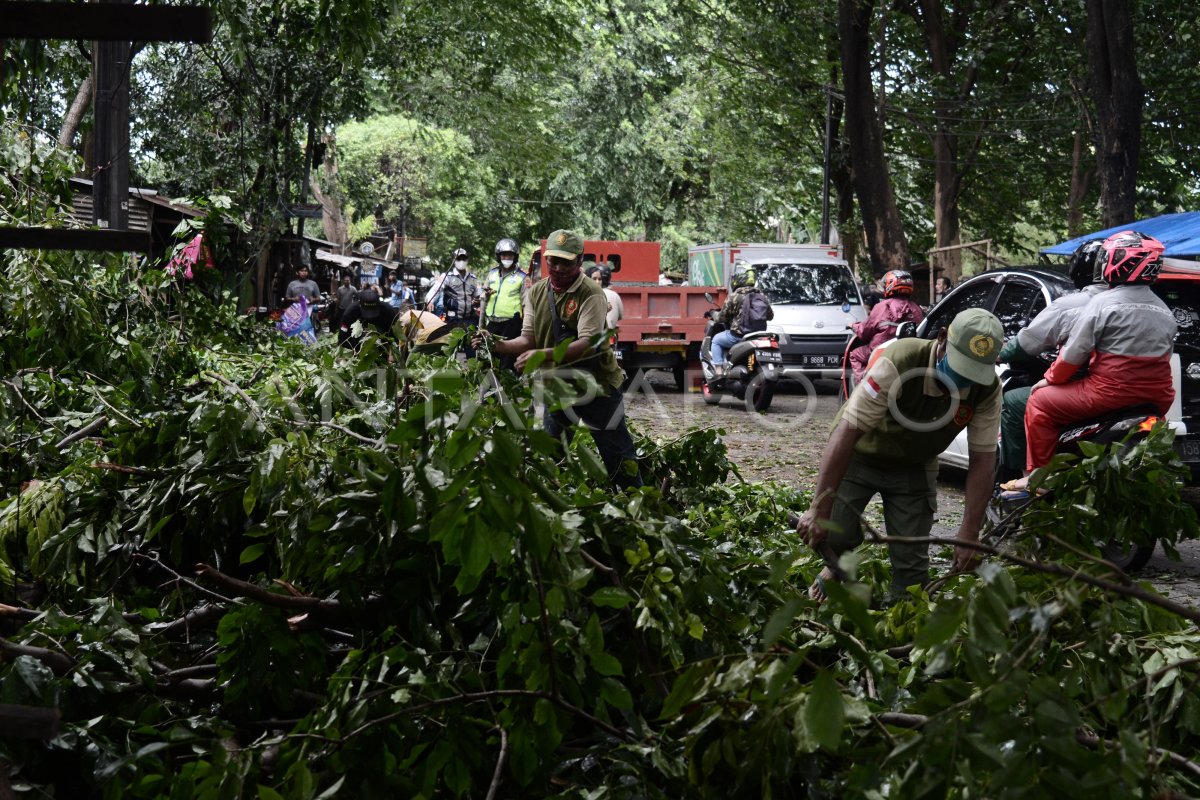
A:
549;267;580;293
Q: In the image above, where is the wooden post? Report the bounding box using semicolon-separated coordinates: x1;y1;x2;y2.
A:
91;5;130;230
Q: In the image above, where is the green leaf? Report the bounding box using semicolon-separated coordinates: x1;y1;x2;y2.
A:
239;543;268;565
591;586;634;608
762;598;802;647
804;670;845;752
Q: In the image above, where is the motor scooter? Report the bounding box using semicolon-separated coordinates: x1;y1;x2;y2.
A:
699;302;783;412
984;357;1162;572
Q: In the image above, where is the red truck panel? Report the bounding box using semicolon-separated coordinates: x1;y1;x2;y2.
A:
614;286;726;345
536;240;662;284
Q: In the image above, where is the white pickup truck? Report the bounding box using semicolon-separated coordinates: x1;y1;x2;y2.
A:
688;243;866;380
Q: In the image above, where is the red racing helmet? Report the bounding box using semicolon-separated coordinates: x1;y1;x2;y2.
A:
1101;230;1165;285
882;269;914;298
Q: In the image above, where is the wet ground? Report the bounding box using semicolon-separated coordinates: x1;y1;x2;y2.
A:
624;370;1200;609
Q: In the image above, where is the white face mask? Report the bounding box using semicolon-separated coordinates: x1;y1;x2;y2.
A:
455;259;468;271
500;258;515;268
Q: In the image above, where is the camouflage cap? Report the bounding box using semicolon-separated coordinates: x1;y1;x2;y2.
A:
545;230;585;260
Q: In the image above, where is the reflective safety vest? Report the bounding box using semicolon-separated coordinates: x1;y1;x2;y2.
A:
484;267;528;319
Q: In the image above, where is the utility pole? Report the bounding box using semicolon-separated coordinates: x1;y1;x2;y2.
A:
91;0;131;230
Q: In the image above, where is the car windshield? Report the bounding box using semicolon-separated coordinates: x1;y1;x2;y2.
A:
755;263;860;306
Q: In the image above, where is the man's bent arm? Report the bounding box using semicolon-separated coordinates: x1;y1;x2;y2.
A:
954;447;996;568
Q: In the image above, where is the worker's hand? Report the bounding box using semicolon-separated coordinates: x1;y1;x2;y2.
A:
793;508;828;548
1030;378;1048;395
471;330;493;351
952;542;983;573
515;348;548;372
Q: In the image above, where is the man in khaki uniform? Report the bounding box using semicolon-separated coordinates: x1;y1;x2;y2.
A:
794;309;1002;601
480;230;641;489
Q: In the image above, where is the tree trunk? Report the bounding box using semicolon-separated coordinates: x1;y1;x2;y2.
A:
312;134;348;249
1086;0;1142;228
931;126;962;282
58;70;93;152
1067;128;1095;237
839;0;910;274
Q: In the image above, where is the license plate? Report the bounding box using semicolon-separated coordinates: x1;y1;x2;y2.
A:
800;354;842;367
1175;438;1200;462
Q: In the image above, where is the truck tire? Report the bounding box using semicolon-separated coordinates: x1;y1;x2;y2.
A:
673;364;686;392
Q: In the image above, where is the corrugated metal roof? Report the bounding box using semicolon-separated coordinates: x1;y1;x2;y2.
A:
1042;212;1200;257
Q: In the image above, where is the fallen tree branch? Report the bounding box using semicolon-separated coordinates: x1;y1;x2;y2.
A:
864;534;1200;627
195;564;380;619
283;689;637;746
90;462;165;478
485;726;509;800
54;416;108;449
146;604;227;638
0;637;75;676
135;554;242;607
203;370;262;420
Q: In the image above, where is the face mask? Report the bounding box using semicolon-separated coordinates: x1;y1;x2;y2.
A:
455;260;468;271
936;354;973;391
500;258;515;268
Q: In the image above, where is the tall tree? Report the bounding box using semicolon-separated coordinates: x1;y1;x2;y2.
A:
839;0;910;273
1086;0;1142;227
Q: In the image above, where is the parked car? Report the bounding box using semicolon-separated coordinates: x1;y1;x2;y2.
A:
880;266;1191;474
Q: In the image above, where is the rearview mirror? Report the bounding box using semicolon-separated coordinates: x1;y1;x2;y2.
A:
896;321;917;339
704;291;713;303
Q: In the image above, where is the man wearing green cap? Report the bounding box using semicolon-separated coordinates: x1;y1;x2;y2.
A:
794;308;1003;601
478;230;641;489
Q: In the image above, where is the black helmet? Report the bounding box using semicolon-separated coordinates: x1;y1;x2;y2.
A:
1067;239;1105;289
494;238;518;261
598;267;612;287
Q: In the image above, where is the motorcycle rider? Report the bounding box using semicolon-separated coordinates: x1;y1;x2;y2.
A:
711;268;773;376
848;269;925;381
1005;231;1177;493
993;239;1108;481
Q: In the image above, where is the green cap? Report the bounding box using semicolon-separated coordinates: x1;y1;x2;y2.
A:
545;229;585;260
946;308;1002;385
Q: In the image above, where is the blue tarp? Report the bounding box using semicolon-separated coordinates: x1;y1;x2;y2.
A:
1041;212;1200;257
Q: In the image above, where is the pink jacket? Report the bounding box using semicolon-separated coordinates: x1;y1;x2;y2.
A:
853;297;924;353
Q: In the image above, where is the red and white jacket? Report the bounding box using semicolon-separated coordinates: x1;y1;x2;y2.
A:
1045;284;1177;405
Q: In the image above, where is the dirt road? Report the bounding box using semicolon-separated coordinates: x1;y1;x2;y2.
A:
624;373;1200;608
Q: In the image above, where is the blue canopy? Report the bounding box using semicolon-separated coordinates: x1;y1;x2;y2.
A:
1041;212;1200;257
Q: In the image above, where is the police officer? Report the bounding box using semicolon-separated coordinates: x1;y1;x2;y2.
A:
478;229;641;489
482;238;529;369
440;247;482;329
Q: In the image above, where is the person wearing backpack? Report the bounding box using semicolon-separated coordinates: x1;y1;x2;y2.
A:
848;270;925;381
710;268;773;375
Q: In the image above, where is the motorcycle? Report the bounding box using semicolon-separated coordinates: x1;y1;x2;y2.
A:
699;303;782;412
984;357;1162;572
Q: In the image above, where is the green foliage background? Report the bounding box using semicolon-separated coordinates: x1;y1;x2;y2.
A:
3;126;1200;798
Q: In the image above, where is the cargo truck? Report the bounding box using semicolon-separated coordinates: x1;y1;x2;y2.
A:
536;240;724;389
688;243;866;380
